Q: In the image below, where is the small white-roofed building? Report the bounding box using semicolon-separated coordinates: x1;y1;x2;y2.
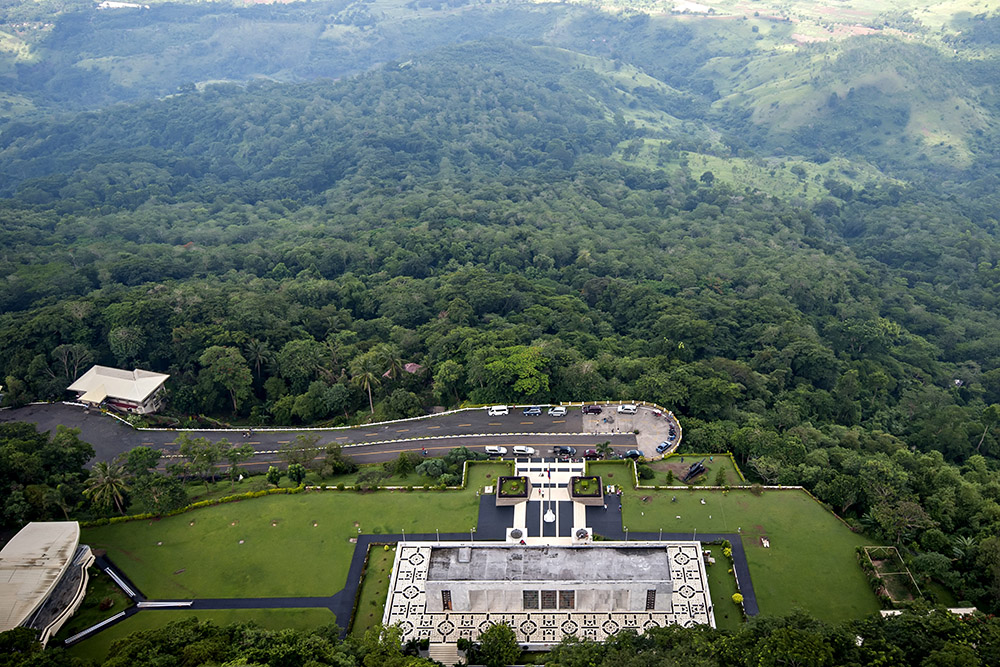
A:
0;522;94;646
67;365;169;414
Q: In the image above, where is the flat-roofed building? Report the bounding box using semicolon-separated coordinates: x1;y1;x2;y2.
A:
67;365;169;414
0;522;94;646
384;542;713;650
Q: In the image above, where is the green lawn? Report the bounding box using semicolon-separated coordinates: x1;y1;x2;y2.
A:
84;485;489;599
622;488;879;623
67;608;336;664
53;568;132;642
586;461;635;486
703;545;742;633
350;544;397;638
649;454;744;487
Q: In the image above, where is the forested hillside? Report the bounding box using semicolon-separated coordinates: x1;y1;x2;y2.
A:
2;0;1000;621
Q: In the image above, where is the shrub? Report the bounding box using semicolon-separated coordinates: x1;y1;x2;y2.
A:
98;597;114;611
732;593;744;605
750;483;763;496
637;464;655;480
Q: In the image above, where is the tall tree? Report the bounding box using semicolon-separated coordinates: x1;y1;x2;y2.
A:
84;461;130;515
243;339;272;380
351;352;382;414
199;346;253;414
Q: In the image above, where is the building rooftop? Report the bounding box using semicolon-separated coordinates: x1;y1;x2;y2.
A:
427;545;674;583
67;365;169;404
0;522;80;632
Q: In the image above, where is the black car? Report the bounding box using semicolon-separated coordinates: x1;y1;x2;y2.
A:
623;449;642;460
554;446;577;457
582;405;603;415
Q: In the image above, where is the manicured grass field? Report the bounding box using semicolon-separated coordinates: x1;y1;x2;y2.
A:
649;454;744;486
53;568;131;642
83;463;507;600
703;544;742;633
621;486;879;623
67;608;336;664
350;544;397;638
586;461;635;485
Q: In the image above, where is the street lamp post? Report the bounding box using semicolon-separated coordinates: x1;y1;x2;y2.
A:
436;528;440;544
402;528;405;543
624;527;628;542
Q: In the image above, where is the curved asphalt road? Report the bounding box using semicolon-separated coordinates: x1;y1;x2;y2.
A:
0;403;641;468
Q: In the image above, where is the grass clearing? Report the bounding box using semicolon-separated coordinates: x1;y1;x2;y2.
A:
52;568;131;642
67;608;336;664
649;454;743;486
586;461;635;485
623;486;879;623
86;462;507;600
703;544;743;633
350;543;397;638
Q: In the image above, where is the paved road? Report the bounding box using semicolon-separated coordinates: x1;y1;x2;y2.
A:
0;403;640;467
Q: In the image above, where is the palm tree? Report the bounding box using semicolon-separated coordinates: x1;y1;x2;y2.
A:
351;354;382;414
244;339;271;380
376;343;404;381
952;535;977;560
84;462;130;515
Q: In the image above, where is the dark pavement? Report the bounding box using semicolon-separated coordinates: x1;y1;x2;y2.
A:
1;403;638;468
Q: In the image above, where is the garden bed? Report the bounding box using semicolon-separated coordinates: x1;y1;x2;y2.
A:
569;475;603;505
496;476;530;506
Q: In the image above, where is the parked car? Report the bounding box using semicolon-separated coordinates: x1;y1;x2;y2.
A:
547;406;567;417
484;446;507;456
582;405;603;415
583;449;601;460
617;404;638;415
512;446;535;456
554;446;577;457
656;441;671;454
487;405;509;416
623;449;642;460
523;406;542;416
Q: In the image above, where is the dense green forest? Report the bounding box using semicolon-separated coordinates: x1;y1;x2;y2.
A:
2;0;1000;643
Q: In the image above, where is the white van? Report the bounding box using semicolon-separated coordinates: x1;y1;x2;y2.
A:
617;404;638;415
487;405;509;416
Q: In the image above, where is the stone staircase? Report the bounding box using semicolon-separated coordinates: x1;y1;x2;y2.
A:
428;642;463;666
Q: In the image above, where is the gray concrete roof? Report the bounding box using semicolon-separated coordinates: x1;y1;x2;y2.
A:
427;545;674;583
0;522;80;632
